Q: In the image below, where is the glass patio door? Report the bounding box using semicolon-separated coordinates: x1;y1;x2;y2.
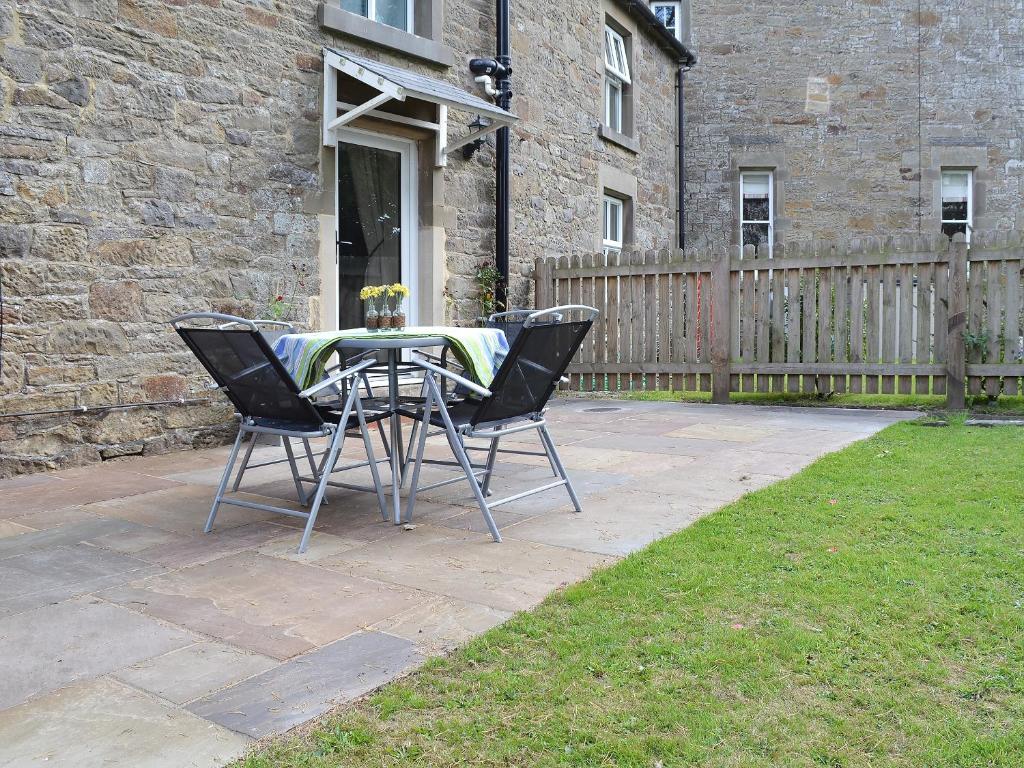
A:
335;131;416;330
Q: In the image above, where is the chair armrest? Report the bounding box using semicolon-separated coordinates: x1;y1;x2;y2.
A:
411;355;492;399
525;305;598;326
417;350;464;372
487;310;533;321
298;358;377;399
170;312;257;330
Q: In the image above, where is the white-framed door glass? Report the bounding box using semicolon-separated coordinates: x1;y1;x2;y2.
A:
941;169;973;242
602;195;624;256
334;128;418;330
651;1;683;41
740;171;773;256
340;0;413;33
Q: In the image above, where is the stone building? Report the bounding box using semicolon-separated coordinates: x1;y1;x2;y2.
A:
680;0;1024;253
0;0;693;474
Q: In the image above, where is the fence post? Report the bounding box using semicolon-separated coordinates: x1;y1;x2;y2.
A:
946;233;968;409
711;247;732;403
535;257;553;309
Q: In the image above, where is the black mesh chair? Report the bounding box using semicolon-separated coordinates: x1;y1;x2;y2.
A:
171;313;388;553
404;305;598;541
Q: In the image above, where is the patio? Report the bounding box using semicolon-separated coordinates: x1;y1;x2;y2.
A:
0;400;914;766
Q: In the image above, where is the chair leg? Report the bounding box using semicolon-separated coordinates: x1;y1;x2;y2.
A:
302;439;318;476
358;410;389;522
480;435;500;497
400;417;419;487
404;385;435;523
539;424;583;513
231;434;258;492
206;428;246;534
282;437;308;507
297;427;345;554
423;374;501;542
376;420;391;459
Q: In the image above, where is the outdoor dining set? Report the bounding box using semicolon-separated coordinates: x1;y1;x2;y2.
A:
169;306;598;553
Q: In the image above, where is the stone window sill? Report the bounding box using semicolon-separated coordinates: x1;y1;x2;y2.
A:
318;4;455;68
599;125;639;154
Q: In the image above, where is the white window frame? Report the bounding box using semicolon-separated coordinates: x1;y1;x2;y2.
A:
604;79;623;133
342;0;414;34
651;1;683;41
739;171;774;257
940;168;973;243
603;25;630;133
602;194;624;256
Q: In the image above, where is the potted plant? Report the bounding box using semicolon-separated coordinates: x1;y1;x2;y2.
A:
360;285;382;329
389;283;410;329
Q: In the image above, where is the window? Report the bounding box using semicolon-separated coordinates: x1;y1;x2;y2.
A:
740;171;773;254
603;25;631;134
941;169;973;242
652;1;683;41
602;195;624;256
340;0;413;33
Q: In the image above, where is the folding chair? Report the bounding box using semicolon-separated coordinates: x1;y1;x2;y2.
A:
171;313;388;553
403;305;599;541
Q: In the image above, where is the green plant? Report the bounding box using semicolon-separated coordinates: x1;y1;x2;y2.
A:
475;264;502;317
962;327;991;354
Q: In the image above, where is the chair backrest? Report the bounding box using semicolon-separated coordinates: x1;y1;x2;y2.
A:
175;322;323;428
470;307;596;426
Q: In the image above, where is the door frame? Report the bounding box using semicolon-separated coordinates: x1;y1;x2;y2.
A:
332;127;419;329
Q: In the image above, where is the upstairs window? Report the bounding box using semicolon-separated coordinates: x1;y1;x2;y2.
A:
740;171;774;255
941;169;973;242
652;1;683;41
603;194;625;256
603;25;631;134
340;0;413;33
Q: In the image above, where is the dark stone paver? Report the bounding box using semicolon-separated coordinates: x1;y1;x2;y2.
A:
187;631;421;738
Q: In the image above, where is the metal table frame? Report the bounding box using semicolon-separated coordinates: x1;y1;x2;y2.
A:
332;335;448;526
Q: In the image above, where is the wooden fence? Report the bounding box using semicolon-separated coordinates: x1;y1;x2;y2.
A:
534;232;1024;408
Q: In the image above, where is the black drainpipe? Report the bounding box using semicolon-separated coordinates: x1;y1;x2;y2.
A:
677;64;690;249
495;0;512;308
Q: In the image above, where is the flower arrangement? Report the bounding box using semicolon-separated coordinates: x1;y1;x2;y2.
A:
387;283;410;329
359;284;410;329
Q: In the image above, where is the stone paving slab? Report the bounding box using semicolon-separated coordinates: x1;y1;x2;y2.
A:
0;401;916;765
0;541;164;618
101;552;423;659
0;676;250;768
0;597;192;710
187;631;421;739
114;641;279;705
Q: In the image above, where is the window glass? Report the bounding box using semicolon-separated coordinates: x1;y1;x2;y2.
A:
605;80;622;133
340;0;411;32
603;195;624;254
603;26;631;83
940;170;972;240
375;0;409;30
740;172;773;253
653;2;680;38
341;0;369;15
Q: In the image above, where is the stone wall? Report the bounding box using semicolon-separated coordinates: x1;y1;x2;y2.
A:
0;0;681;474
683;0;1024;251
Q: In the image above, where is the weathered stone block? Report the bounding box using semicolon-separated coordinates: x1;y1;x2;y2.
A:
162;402;233;430
89;281;144;321
96;236;193;267
83;408;164;443
0;46;43;84
49;321;129;355
0;225;31;258
142;373;189;401
29;225;89;262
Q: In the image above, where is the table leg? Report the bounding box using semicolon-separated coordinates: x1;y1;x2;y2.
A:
388;349;402;525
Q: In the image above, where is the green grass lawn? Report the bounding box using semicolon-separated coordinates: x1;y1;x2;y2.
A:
241;419;1024;767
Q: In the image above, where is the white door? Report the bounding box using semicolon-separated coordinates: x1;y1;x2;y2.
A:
332;129;418;329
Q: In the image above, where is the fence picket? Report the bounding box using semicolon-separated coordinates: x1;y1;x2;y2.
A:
985;258;1003;397
1004;254;1021;396
881;253;897;394
915;260;933;395
898;260;913;394
786;247;801;393
967;249;985;395
848;241;865;394
816;243;834;394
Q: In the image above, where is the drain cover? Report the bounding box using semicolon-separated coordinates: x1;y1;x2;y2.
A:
583;406;623;413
